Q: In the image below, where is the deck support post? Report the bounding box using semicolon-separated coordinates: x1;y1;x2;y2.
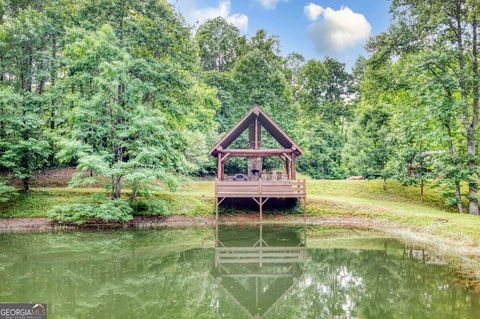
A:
259;180;262;220
260;197;262;220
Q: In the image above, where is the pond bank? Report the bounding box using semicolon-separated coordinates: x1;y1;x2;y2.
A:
1;214;480;285
0;215;371;232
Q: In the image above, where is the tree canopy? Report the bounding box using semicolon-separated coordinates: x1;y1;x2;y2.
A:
1;0;480;216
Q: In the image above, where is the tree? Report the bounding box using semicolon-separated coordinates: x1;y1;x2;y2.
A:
388;0;480;214
231;48;295;132
398;50;466;211
348;106;394;189
0;4;58;191
322;58;354;135
57;25;218;200
284;53;305;100
195;17;244;72
296;58;354;179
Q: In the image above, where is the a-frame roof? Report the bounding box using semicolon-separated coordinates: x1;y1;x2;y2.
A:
209;105;303;156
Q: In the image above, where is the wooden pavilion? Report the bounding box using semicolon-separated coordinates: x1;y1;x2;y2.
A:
210;105;306;219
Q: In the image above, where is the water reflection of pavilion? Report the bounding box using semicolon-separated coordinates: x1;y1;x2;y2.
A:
211;225;307;319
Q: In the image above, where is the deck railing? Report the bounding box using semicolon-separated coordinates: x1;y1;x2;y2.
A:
215;179;306;198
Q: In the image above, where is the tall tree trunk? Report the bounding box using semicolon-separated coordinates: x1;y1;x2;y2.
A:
469;11;479;215
111;80;125;200
454;2;479;215
447;125;464;213
455;182;463;213
49;35;57;130
467;130;479;214
111;144;124;199
112;175;122;199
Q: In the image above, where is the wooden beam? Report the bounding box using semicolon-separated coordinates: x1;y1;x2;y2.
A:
209;105;304;156
221;152;230;163
219;149;293;157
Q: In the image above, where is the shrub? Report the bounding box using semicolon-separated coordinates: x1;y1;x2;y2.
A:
0;181;17;203
48;198;133;224
131;199;170;216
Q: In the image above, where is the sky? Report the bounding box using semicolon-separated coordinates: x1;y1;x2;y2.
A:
169;0;392;69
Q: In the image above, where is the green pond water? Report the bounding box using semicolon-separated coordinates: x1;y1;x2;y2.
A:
0;225;479;319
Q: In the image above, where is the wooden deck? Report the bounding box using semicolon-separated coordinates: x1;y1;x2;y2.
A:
215;179;306;220
215;179;306;198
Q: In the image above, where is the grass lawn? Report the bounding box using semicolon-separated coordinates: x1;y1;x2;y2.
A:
2;178;479;243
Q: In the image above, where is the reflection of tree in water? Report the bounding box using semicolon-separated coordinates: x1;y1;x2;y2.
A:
268;247;480;319
0;227;479;319
0;229;219;318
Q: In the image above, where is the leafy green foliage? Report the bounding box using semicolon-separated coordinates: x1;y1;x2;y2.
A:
1;0;479;217
0;180;16;203
48;198;133;224
130;199;169;216
195;17;244;72
296;58;353;179
347;106;394;181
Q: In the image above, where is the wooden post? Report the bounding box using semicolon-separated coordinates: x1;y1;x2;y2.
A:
284;156;289;179
217;153;222;179
260;180;263;220
291;153;296;180
259;198;262;220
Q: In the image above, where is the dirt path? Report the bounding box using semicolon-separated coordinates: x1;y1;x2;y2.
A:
0;217;53;232
0;214;375;232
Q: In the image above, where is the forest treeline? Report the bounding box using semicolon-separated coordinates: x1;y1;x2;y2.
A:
0;0;479;216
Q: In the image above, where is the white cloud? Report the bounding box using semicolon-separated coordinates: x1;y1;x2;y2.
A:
226;14;249;32
304;3;323;21
305;4;372;53
171;0;248;32
257;0;281;10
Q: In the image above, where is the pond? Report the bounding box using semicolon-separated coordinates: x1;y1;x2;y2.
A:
0;225;479;318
